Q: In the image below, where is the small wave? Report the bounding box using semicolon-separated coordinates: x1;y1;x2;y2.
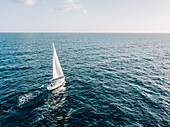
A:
18;90;41;107
9;66;31;71
3;107;13;113
39;85;44;88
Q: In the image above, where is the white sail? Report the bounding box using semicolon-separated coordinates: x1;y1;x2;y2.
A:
52;43;64;80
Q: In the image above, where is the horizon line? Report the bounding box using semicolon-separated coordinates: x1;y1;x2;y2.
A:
0;31;170;34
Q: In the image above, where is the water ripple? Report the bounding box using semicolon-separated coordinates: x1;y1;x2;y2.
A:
0;33;170;126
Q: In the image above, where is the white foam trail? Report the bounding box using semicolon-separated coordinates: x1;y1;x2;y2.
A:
18;90;41;107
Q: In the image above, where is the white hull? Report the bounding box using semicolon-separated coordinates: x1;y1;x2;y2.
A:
47;78;65;91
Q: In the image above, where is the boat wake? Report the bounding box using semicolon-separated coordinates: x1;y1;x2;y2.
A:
18;90;41;107
33;86;71;125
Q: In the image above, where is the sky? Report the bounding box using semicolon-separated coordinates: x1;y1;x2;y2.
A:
0;0;170;33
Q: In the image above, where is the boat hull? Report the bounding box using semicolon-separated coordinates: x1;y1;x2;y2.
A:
47;78;65;91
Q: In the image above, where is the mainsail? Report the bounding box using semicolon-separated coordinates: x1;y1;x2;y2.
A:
51;43;64;80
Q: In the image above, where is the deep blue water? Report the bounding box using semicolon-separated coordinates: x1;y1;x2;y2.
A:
0;33;169;127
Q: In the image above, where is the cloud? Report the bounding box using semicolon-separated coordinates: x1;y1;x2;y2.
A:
11;0;37;5
11;0;87;14
59;4;83;12
59;0;87;14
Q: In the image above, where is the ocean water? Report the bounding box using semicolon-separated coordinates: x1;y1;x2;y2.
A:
0;33;169;127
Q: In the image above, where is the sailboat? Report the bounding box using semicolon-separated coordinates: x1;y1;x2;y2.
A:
47;43;65;90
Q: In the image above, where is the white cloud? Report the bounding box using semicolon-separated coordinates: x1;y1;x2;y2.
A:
59;4;83;11
11;0;87;14
11;0;38;5
59;0;87;14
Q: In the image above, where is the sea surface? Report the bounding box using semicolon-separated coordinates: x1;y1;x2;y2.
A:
0;33;169;127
